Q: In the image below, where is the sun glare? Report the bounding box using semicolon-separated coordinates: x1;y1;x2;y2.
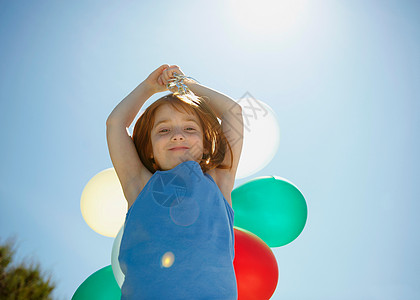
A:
229;0;307;36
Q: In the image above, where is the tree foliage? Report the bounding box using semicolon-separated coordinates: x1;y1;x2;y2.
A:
0;238;55;300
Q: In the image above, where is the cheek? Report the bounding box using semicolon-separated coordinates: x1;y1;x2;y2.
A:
150;136;162;153
191;133;204;145
152;134;166;145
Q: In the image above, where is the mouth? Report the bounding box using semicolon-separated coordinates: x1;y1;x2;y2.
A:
169;147;189;151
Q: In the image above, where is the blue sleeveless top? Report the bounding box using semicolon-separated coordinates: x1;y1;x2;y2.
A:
118;160;237;299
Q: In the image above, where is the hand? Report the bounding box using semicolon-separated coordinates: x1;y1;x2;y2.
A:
143;64;185;94
158;65;185;87
143;64;170;94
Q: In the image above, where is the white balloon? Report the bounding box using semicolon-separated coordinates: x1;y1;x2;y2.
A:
111;225;125;287
80;168;127;237
235;95;280;179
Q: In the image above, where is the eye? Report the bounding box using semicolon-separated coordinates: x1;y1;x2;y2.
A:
159;128;169;133
186;127;195;131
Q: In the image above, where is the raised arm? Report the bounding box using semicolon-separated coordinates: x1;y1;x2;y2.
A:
107;65;170;126
106;65;169;208
186;80;243;171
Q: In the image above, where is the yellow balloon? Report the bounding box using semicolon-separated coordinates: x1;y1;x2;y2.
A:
80;168;127;237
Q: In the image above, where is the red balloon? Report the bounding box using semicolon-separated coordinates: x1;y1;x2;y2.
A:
234;227;279;300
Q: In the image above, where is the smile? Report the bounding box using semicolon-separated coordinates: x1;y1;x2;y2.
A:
169;147;189;151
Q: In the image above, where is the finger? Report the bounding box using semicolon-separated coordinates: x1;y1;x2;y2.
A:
162;69;172;82
163;65;182;83
169;65;183;75
160;72;167;84
167;66;179;75
159;76;167;86
155;64;169;76
150;65;169;82
160;64;170;71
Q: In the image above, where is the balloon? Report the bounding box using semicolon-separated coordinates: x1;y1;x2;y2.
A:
111;225;125;287
232;176;307;247
72;265;121;299
80;168;127;237
235;95;280;179
234;227;278;300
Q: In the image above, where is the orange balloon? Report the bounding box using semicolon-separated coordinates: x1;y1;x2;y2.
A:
233;227;279;300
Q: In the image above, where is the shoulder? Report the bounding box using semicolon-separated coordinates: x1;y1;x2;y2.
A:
205;168;234;207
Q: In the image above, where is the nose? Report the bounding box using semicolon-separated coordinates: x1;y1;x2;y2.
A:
170;127;185;141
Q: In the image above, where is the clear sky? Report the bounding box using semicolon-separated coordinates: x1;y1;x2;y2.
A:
0;0;419;299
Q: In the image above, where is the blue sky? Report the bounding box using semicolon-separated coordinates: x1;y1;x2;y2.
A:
0;0;419;299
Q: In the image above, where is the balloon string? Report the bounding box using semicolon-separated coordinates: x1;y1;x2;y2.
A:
167;72;199;95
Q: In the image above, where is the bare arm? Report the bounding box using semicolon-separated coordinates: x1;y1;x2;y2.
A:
187;80;243;174
106;81;154;127
106;65;170;208
106;65;169;126
185;81;242;119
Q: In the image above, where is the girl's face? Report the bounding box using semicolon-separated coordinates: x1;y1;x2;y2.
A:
150;104;206;171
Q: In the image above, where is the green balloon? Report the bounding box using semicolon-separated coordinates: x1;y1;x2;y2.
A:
72;265;121;300
232;176;307;247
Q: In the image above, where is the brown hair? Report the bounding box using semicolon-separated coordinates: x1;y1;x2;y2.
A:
132;93;233;174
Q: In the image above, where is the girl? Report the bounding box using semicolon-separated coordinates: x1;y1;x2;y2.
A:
106;64;243;299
